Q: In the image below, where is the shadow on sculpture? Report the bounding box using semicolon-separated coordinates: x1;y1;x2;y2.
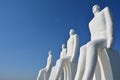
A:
106;50;120;80
74;5;114;80
37;51;52;80
93;48;113;80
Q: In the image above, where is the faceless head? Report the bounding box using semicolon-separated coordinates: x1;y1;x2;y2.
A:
48;51;52;55
92;4;100;15
62;44;66;49
69;29;75;36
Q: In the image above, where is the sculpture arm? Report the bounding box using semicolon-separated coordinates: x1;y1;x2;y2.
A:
104;7;114;49
71;34;79;62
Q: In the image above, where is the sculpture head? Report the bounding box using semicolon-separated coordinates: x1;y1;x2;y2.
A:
62;44;66;49
48;50;52;55
69;29;75;36
92;4;100;15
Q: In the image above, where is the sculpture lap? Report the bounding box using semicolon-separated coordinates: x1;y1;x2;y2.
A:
57;56;71;64
37;68;46;80
75;39;107;80
55;56;71;78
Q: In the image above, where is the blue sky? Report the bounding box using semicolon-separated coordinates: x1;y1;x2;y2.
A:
0;0;120;80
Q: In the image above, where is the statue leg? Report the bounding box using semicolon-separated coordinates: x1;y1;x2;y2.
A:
54;56;71;80
37;68;46;80
75;45;87;80
44;71;50;80
82;40;106;80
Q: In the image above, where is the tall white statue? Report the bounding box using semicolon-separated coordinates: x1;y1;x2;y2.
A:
37;51;52;80
58;44;67;80
54;29;79;80
74;5;113;80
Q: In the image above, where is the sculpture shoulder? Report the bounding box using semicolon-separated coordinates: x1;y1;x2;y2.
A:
89;7;110;26
73;34;79;38
102;7;110;13
49;54;52;59
73;34;79;42
104;7;110;11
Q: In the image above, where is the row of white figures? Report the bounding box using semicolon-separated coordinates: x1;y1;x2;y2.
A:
37;4;120;80
50;29;79;80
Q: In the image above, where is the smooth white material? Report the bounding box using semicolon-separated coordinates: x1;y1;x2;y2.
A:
49;44;67;80
53;29;79;80
37;4;120;80
75;5;113;80
37;51;52;80
93;48;113;80
93;49;120;80
49;63;77;80
63;62;77;80
49;66;57;80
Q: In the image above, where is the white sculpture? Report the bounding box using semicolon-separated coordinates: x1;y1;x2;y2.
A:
58;44;67;80
54;29;79;80
49;44;67;80
37;51;52;80
74;4;113;80
60;44;67;58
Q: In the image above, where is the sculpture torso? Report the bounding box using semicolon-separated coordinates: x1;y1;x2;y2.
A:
60;48;67;58
67;35;75;56
46;54;52;72
89;8;107;40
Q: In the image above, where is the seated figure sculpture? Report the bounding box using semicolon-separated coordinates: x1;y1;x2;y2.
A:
37;51;52;80
48;44;67;80
57;44;67;80
74;5;113;80
54;29;79;80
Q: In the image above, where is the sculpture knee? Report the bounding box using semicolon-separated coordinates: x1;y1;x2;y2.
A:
79;45;86;57
57;59;60;63
80;45;86;51
57;59;64;65
39;70;42;75
39;69;43;73
39;68;45;74
87;42;97;48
